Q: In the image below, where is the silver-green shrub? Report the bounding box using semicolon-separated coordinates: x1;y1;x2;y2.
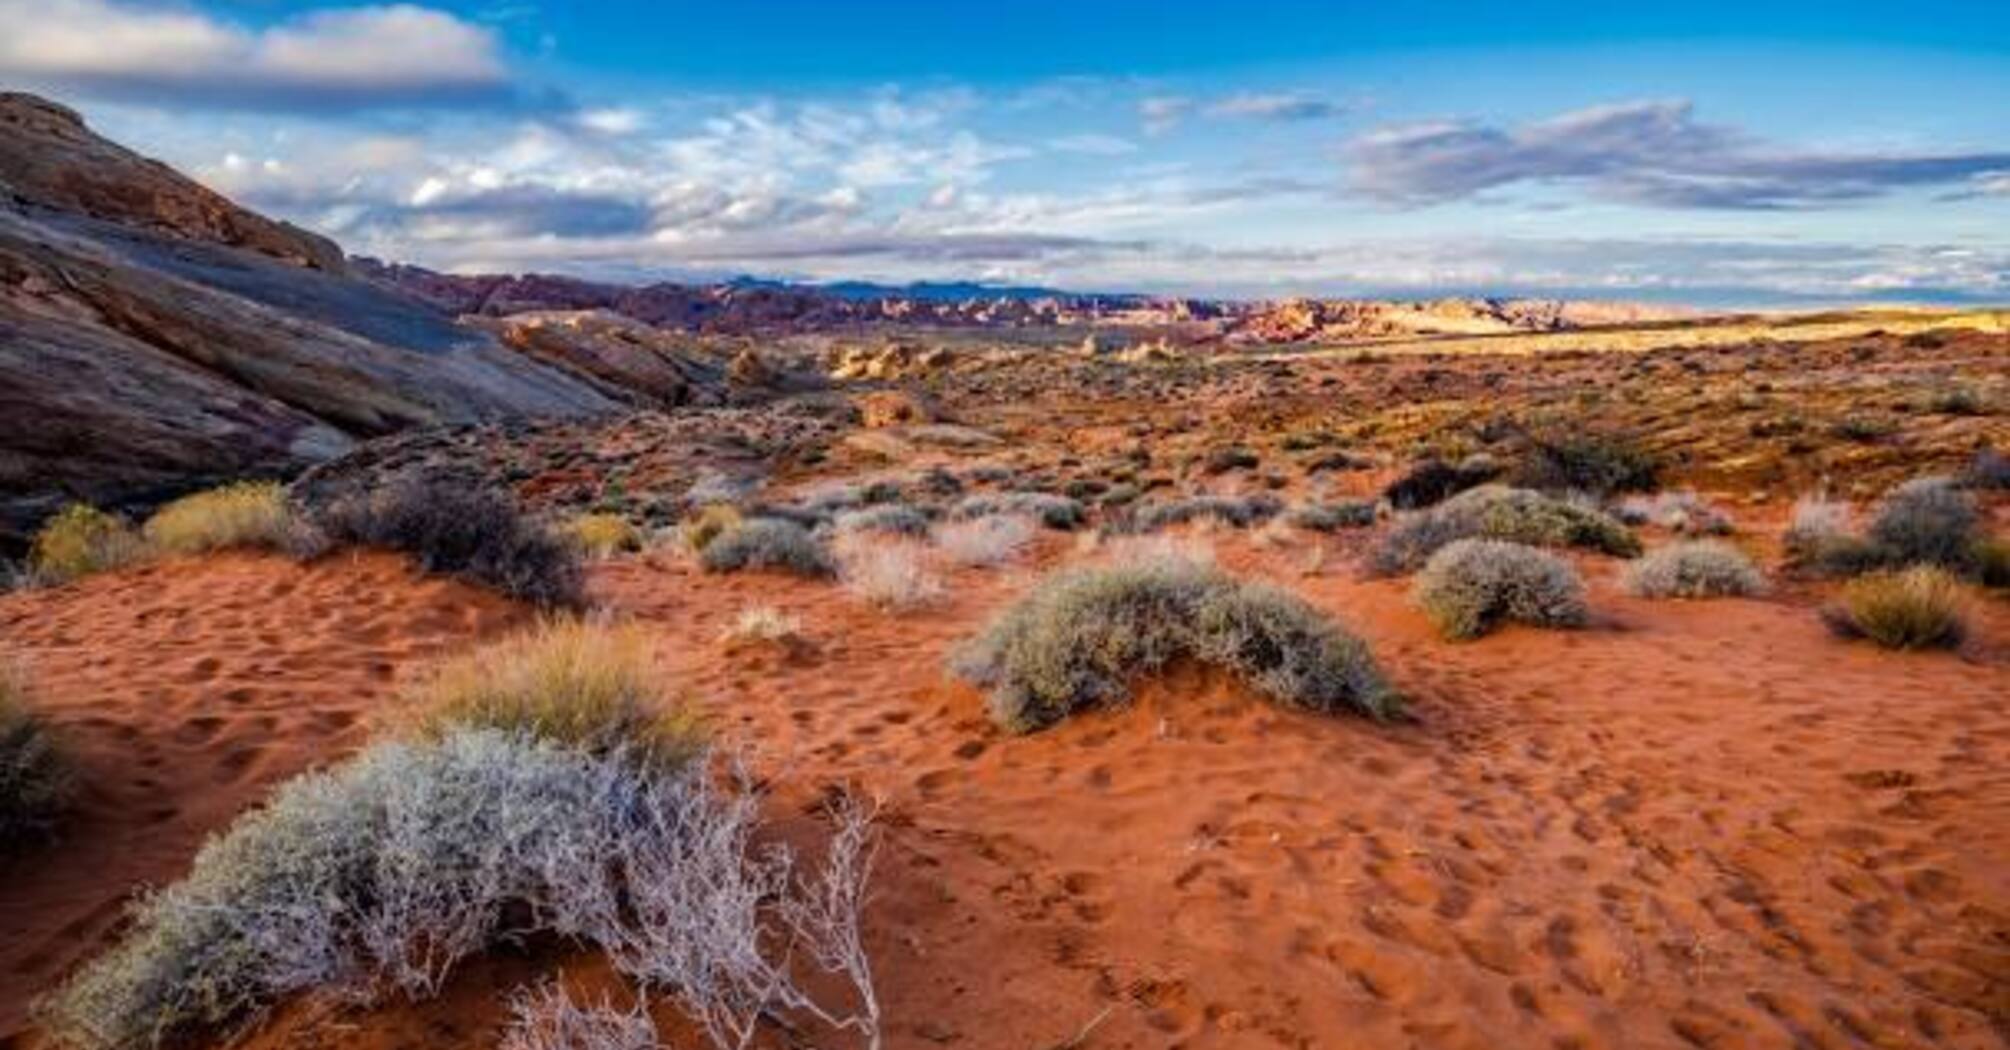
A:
1623;541;1765;599
1412;539;1589;640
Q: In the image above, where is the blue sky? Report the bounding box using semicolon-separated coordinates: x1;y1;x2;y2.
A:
4;1;2008;302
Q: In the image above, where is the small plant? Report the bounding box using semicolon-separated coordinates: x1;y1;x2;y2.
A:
1119;494;1283;533
681;504;745;552
1830;414;1895;442
1412;539;1589;640
2;661;71;845
1961;447;2009;490
1623;541;1766;599
953;557;1395;732
833;533;943;611
1866;477;1981;570
29;504;145;584
501;982;658;1050
949;492;1085;530
317;480;584;608
1928;386;1987;416
720;606;804;646
143;482;305;557
833;504;931;538
933;514;1035;568
1382;455;1501;510
1615;491;1734;536
699;519;834;577
1284;500;1378;531
400;619;703;771
1514;430;1659;496
1201;447;1260;475
1822;567;1967;650
1370;485;1639;576
563;513;643;559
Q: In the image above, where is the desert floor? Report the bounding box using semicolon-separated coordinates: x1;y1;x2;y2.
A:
4;513;2005;1050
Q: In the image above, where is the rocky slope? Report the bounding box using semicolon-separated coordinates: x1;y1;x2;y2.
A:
0;93;759;552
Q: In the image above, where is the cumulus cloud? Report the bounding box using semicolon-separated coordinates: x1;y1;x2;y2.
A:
1346;99;2010;209
0;0;514;110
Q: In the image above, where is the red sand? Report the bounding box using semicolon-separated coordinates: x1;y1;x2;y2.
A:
2;533;2005;1049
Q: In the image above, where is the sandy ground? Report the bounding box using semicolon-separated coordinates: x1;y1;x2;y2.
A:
1;529;2005;1049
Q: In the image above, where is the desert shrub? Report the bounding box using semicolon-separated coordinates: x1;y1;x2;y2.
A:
680;504;745;552
720;606;804;645
1831;414;1896;442
562;513;643;559
401;620;701;772
1119;493;1283;534
833;504;931;538
317;481;583;608
2;662;70;845
142;482;305;557
1822;567;1967;650
1783;493;1856;567
1970;538;2010;588
952;557;1395;732
1382;455;1501;510
833;533;943;611
1961;447;2009;490
1370;485;1639;575
1412;539;1589;640
39;729;880;1050
1928;386;1988;416
1623;541;1766;599
698;519;833;577
501;983;657;1050
1202;447;1260;474
948;492;1085;530
1285;500;1378;532
1866;477;1981;570
1514;431;1659;496
29;504;146;584
1614;490;1734;536
933;514;1035;568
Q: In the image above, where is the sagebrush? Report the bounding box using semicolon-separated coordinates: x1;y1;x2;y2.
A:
1412;539;1589;640
1370;485;1639;575
698;519;834;577
1623;541;1766;599
316;480;583;608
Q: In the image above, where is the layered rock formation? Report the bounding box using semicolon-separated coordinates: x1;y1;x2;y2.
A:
0;92;622;551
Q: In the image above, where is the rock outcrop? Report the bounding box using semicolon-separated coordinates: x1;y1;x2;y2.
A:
0;92;619;551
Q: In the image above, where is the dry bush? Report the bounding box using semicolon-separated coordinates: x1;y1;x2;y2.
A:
1412;539;1589;640
316;480;584;608
500;982;657;1050
1623;541;1766;599
698;519;834;577
948;492;1085;530
401;620;702;772
142;482;307;557
1284;500;1377;532
1963;447;2010;490
680;504;744;553
833;504;931;538
2;660;70;845
1118;494;1283;534
1866;477;1981;570
1513;429;1659;496
1614;490;1734;536
833;533;943;611
952;556;1395;733
1381;455;1501;510
1822;567;1968;650
720;606;804;646
933;514;1035;568
28;504;146;585
563;514;643;559
1370;485;1639;576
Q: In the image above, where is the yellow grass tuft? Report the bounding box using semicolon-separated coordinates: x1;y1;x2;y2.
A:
401;619;703;769
143;482;299;557
29;504;145;584
562;512;643;559
680;503;743;553
1826;566;1968;650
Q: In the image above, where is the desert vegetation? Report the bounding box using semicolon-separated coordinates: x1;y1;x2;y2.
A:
1371;485;1639;576
562;512;644;559
1822;567;1970;650
699;518;835;577
1413;539;1590;640
1;659;70;845
1623;541;1766;599
953;556;1395;732
317;480;584;608
26;505;145;585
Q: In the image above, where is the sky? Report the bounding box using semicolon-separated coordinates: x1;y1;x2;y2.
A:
3;1;2008;303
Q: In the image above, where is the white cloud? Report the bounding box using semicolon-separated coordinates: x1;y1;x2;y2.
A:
0;0;513;109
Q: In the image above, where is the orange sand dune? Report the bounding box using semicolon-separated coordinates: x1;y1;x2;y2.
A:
2;535;2006;1049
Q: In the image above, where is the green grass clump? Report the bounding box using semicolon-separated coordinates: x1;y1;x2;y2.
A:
2;662;70;845
142;482;302;557
1412;539;1589;640
1822;567;1968;650
1623;541;1766;599
1371;485;1639;575
953;557;1396;733
401;619;703;771
698;519;834;577
29;504;145;584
